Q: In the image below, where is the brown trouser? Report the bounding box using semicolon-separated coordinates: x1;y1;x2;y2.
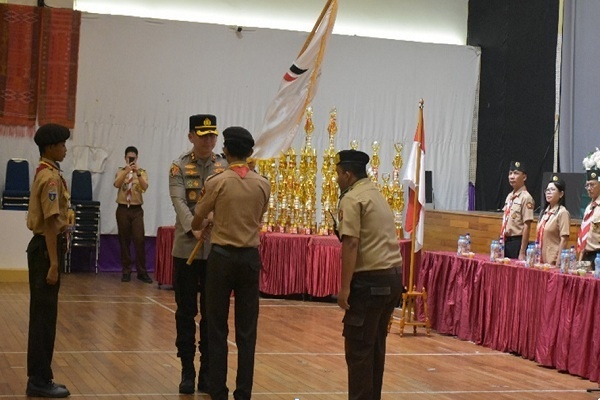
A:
343;267;403;400
116;204;147;274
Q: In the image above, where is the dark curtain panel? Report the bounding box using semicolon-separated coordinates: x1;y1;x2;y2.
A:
468;0;559;212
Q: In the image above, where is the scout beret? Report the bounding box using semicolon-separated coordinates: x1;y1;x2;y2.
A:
223;126;254;148
335;149;370;166
587;168;599;181
33;123;70;146
549;175;566;190
509;160;527;173
190;114;218;136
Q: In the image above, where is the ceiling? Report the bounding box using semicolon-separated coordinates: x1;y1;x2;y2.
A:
69;0;469;45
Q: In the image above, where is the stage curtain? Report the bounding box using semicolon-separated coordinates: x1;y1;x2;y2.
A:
0;4;41;127
37;7;81;129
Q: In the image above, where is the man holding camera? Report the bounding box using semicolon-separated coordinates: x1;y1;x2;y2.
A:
113;146;152;283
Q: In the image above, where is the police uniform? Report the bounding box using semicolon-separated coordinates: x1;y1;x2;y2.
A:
168;114;226;393
335;150;403;400
501;161;534;258
579;169;600;262
25;124;71;398
195;127;270;400
114;166;149;280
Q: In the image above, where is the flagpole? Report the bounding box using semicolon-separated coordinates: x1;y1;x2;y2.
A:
408;99;424;293
298;0;335;57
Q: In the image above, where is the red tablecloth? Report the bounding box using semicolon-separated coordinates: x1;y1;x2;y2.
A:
418;251;600;383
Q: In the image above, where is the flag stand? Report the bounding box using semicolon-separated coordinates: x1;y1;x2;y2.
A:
389;100;431;337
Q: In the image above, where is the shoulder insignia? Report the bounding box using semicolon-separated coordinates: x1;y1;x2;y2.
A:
170;163;180;177
48;190;57;201
338;209;343;222
213;167;225;174
199;186;206;200
206;170;224;182
526;202;533;209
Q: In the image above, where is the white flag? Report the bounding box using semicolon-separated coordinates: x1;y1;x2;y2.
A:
254;0;338;159
402;102;426;252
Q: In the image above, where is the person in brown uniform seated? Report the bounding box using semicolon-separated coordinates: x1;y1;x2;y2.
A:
334;149;403;400
25;124;73;398
113;146;151;283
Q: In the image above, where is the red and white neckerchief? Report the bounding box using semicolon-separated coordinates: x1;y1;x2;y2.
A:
500;192;519;239
577;201;598;254
126;170;133;207
536;206;558;262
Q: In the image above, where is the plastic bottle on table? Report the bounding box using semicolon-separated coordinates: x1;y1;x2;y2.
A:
559;249;568;274
594;254;600;279
457;235;465;256
525;244;533;268
569;246;576;271
465;233;471;253
490;240;498;262
498;236;505;259
534;241;541;265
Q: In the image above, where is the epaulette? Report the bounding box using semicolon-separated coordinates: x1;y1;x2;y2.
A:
205;170;224;183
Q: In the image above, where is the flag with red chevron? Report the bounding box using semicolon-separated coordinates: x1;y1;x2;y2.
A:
254;0;338;158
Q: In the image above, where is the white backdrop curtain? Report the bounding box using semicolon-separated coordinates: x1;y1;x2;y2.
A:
0;12;480;235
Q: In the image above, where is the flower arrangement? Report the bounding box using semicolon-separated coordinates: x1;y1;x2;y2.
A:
583;147;600;170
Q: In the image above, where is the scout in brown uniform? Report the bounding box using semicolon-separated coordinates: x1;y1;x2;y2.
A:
192;127;270;400
25;124;72;398
501;161;535;259
169;114;227;394
113;146;151;283
536;176;570;265
334;149;403;400
578;168;600;262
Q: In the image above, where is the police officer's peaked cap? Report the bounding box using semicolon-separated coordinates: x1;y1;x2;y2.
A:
509;160;527;173
335;149;370;167
190;114;218;136
34;123;70;146
223;126;254;148
587;168;600;181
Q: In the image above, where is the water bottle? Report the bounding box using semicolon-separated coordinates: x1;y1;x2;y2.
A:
534;241;541;265
569;246;576;271
490;240;498;262
594;254;600;279
457;235;465;256
498;237;505;259
559;250;568;274
465;233;471;253
525;244;533;268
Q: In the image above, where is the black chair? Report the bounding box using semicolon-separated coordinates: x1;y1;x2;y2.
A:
2;158;30;210
67;170;101;273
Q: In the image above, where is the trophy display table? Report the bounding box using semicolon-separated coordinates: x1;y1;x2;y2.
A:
154;227;413;296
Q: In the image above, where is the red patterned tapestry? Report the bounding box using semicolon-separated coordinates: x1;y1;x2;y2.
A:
37;7;81;129
0;4;41;127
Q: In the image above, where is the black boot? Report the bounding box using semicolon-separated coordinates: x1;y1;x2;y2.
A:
178;359;195;394
197;366;210;393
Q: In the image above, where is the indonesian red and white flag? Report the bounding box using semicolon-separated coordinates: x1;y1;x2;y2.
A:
254;0;338;159
402;103;426;252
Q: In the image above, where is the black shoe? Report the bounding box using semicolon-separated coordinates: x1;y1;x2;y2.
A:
121;273;131;282
26;380;70;398
179;376;195;394
137;274;152;284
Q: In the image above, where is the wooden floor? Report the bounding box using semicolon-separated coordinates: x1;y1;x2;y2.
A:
0;273;598;399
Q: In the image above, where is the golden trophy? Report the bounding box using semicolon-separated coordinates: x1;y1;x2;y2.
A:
370;140;380;185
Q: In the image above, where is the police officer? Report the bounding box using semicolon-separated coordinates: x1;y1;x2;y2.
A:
578;168;600;262
191;127;270;400
25;124;72;398
501;161;535;259
334;149;403;400
169;114;226;394
113;146;151;283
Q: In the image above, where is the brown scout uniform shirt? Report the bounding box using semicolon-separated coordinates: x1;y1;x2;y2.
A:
27;158;70;235
503;186;534;237
337;178;402;273
537;205;571;264
582;197;600;252
114;167;147;205
195;163;270;248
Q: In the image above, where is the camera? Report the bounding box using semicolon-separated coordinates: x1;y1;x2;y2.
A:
128;156;135;164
